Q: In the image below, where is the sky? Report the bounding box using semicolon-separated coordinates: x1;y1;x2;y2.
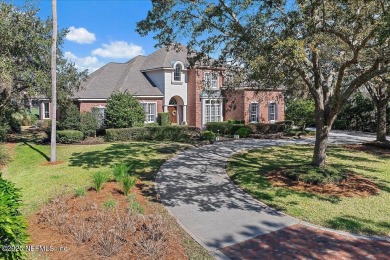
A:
9;0;159;72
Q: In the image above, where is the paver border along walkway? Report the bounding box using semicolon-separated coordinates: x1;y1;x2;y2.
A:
156;131;389;259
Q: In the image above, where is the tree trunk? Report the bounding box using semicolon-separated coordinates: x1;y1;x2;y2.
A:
376;101;388;142
312;121;331;167
50;0;57;162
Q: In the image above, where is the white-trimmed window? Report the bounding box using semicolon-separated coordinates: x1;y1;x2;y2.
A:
43;102;50;119
204;72;218;89
249;103;259;123
141;103;157;123
204;99;222;123
268;103;278;122
173;64;182;81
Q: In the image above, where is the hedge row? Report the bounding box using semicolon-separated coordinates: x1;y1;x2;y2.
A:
57;130;84;144
105;126;200;142
206;121;292;135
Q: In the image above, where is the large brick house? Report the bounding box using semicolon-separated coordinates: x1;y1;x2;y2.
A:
39;46;284;128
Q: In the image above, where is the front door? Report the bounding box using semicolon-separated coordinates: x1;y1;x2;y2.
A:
168;106;177;124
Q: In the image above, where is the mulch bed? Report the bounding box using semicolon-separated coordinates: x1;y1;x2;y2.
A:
266;170;379;197
27;182;186;260
342;143;390;156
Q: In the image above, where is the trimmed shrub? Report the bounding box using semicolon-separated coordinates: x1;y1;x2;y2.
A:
235;127;251;138
206;122;249;135
57;130;84;144
227;119;245;124
200;131;216;142
80;112;98;137
248;122;288;134
121;176;136;196
105;92;145;128
157;112;170;126
0;177;29;260
58;102;81;130
92;171;108;192
104;126;200;143
0;124;9;143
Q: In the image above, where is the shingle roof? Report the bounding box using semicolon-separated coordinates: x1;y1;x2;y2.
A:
141;45;189;71
74;55;163;99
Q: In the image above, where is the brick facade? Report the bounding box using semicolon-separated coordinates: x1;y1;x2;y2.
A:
224;89;285;124
187;69;204;128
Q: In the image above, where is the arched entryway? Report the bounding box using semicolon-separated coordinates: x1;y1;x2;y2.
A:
167;96;186;125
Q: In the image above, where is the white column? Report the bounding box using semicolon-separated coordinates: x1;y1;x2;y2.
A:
183;105;187;124
164;105;168;112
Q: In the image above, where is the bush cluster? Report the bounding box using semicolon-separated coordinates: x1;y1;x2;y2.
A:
105;126;200;143
284;165;347;185
247;121;291;134
0;176;29;260
105;92;145;128
57;130;84;144
235;127;251;138
157;112;170;126
58;103;81;131
206;121;291;137
206;122;249;135
80;112;98;137
200;131;216;142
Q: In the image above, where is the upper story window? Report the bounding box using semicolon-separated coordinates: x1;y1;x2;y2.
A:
173;64;182;82
204;72;218;89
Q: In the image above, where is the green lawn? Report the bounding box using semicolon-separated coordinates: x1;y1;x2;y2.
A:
227;145;390;236
2;141;191;215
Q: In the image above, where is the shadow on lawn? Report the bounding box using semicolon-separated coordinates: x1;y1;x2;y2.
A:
68;142;188;199
227;144;389;205
326;215;390;236
22;142;50;161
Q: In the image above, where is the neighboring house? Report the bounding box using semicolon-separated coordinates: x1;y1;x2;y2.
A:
39;46;284;128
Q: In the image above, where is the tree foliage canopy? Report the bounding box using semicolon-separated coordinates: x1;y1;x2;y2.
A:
0;2;87;113
105;92;145;128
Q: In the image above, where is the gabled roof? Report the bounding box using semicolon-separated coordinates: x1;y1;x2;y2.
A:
74;55;163;99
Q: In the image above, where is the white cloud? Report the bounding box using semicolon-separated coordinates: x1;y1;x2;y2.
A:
66;26;96;44
65;51;103;73
92;41;144;59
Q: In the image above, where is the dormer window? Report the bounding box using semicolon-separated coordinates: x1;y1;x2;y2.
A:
204;72;218;89
174;64;182;81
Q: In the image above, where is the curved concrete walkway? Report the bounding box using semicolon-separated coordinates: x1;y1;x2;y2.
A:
156;131;388;259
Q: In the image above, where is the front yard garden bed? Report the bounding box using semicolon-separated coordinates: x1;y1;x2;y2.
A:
227;144;390;236
1;140;212;259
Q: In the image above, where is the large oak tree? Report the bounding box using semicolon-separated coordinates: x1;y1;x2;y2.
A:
0;2;87;121
137;0;390;167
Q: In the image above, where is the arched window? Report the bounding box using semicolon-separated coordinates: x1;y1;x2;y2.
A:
174;64;182;81
169;97;178;105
